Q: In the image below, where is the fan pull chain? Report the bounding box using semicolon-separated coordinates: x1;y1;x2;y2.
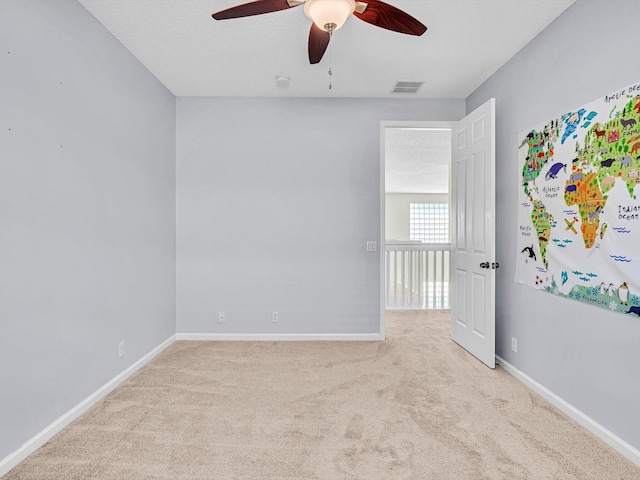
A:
328;31;333;90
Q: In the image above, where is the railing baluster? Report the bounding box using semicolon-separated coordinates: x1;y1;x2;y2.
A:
417;250;422;308
408;251;413;306
426;252;433;308
407;251;411;306
444;252;448;308
438;252;444;308
385;250;390;308
433;250;438;308
393;250;398;308
430;251;436;309
400;251;405;308
445;251;450;308
411;252;420;307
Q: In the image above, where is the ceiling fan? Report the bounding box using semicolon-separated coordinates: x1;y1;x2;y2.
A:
212;0;427;64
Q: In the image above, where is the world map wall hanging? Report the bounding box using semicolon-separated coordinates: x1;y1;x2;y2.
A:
516;80;640;317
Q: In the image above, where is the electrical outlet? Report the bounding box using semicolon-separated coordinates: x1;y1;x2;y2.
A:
272;311;279;323
218;312;225;323
118;341;125;358
366;241;377;252
511;337;518;353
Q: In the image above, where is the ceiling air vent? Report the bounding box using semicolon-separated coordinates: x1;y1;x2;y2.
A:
391;81;424;94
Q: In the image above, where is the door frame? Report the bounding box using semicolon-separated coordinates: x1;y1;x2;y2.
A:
379;120;455;338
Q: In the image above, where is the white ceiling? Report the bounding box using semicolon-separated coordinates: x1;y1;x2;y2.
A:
77;0;575;98
385;127;450;194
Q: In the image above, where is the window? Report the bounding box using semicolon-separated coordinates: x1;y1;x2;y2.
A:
409;203;449;243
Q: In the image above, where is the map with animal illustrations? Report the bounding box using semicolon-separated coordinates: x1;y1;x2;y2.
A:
516;80;640;317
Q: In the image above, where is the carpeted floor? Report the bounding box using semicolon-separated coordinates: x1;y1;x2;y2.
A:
4;310;639;479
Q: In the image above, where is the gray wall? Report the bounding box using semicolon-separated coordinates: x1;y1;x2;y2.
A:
0;0;176;460
176;98;464;334
467;0;640;450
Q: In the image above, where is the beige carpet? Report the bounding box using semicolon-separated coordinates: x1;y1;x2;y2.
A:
4;310;639;479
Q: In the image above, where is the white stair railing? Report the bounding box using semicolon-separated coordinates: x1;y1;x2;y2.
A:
385;243;451;309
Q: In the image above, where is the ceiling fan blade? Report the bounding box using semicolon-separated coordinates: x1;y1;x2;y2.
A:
212;0;299;20
353;0;426;36
308;23;330;64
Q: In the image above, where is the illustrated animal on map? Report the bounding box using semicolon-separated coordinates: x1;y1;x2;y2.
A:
599;282;606;296
630;142;640;155
600;158;616;168
608;283;616;299
570;172;584;182
593;127;606;140
587;205;603;223
618;156;633;167
599;147;609;155
620;118;637;129
545;162;566;180
521;245;536;261
625;306;640;316
618;282;629;305
565;184;577;193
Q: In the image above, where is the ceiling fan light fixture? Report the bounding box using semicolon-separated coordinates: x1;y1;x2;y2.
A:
304;0;356;32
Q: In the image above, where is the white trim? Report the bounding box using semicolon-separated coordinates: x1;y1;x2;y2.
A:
0;335;176;478
496;355;640;467
176;333;383;341
379;121;386;340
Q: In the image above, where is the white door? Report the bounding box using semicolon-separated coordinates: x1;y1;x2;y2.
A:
450;98;496;368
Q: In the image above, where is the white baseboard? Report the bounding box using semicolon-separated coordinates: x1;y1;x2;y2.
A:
496;355;640;467
176;332;384;341
0;334;176;478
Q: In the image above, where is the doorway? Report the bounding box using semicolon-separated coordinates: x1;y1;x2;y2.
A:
379;122;454;334
380;101;496;366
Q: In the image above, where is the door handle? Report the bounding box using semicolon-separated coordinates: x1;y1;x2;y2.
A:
480;262;499;269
